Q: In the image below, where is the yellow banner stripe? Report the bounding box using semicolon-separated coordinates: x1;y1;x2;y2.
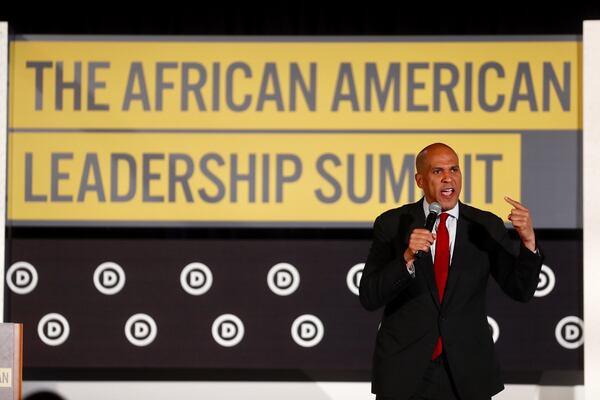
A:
8;133;520;224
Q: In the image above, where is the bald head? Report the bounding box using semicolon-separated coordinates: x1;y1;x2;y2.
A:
415;143;462;210
416;143;459;174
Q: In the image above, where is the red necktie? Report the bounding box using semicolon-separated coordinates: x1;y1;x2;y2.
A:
432;212;450;360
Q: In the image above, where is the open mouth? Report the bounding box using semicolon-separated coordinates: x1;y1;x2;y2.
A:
440;188;455;198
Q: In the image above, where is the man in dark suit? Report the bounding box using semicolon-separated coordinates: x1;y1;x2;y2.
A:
359;143;543;400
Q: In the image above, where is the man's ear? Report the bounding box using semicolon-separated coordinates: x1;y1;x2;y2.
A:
415;173;423;189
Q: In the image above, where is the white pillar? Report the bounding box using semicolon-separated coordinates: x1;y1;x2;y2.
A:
583;19;600;400
0;21;9;322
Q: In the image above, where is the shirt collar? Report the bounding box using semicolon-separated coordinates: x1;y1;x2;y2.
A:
422;198;460;220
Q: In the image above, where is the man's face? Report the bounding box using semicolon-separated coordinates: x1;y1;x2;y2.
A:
415;147;462;211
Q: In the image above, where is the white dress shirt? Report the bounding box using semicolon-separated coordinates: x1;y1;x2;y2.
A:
423;199;459;266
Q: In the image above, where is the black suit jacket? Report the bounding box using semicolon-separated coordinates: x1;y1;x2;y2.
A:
359;199;543;400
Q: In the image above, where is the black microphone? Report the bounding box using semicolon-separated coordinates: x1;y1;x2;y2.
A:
415;202;442;259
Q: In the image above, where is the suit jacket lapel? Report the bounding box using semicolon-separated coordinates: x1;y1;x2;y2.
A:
409;199;441;309
421;248;441;308
441;202;468;310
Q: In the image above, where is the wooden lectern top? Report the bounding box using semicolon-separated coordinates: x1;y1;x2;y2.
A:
0;323;23;400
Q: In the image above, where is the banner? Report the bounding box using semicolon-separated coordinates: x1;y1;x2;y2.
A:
9;133;520;224
8;37;581;227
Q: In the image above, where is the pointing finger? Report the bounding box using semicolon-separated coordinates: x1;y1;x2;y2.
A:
504;196;526;210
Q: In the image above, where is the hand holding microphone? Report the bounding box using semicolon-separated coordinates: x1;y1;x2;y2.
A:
403;202;442;264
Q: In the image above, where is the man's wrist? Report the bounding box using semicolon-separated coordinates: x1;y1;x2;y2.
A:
403;248;414;265
406;260;416;278
523;239;537;253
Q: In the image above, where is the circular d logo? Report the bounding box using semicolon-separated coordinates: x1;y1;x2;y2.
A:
180;262;213;296
94;262;126;295
125;313;158;347
7;261;38;295
346;263;364;296
555;316;584;349
38;313;70;346
212;314;245;347
487;316;500;343
291;314;324;348
534;264;556;297
267;263;300;296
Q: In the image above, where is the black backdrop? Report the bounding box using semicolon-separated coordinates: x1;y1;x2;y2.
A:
5;231;583;384
2;8;600;36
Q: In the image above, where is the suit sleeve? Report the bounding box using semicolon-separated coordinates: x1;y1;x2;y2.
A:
359;214;414;311
488;216;544;302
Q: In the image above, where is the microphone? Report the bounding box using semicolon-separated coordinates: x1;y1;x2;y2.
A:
415;202;442;259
